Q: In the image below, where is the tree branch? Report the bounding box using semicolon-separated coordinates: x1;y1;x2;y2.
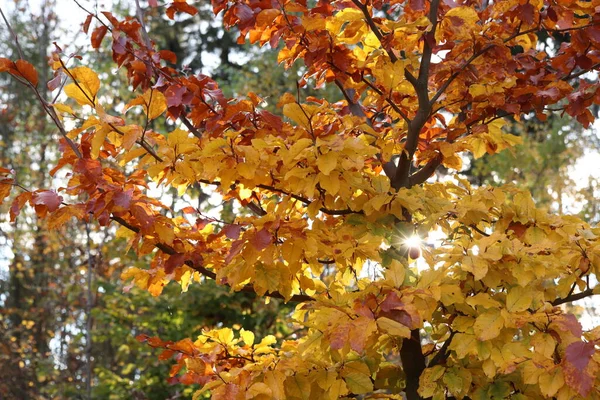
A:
401;328;427;400
392;0;440;190
551;288;595;306
110;215;315;303
428;330;455;367
408;155;442;186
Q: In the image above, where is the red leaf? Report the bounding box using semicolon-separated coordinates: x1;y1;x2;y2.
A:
251;228;272;250
409;0;425;11
552;314;582;337
147;336;166;347
222;224;242;240
564;363;593;397
380;291;405;312
259;110;283;131
565;341;595;371
10;192;32;222
136;333;150;343
166;1;198;20
113;190;133;209
330;323;349;350
507;222;528;239
159;50;177;64
158;349;175;360
225;239;244;264
148;0;158;6
131;203;155;230
165;84;187;107
234;3;253;23
165;253;186;274
33;190;63;212
518;3;534;24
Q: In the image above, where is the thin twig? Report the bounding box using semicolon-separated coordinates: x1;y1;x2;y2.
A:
134;0;152;48
0;7;25;59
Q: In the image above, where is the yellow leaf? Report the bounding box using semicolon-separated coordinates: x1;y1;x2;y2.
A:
302;15;326;31
385;259;406;287
237;163;256;179
445;6;479;26
283;138;314;166
377;317;411;338
91;126;109;159
465;292;501;309
466;136;487;159
506;286;532;313
64;66;100;106
285;374;311;400
155;223;175;245
317;151;338;175
264;370;286;400
449;333;477;358
248;382;272;399
255;335;276;354
461;255;488;280
418;366;445;398
215;327;235;345
539;368;564;397
125;89;167;120
52;103;75;117
319;172;341;195
148;269;168;297
121;267;149;287
327;379;348;400
179;268;193;292
473;310;504;341
371;175;390;194
282;103;316;129
343;372;373;395
531;333;555;359
240;328;255;346
168;128;197;154
440;285;464;307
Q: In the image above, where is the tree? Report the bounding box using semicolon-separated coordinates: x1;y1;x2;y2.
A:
2;0;600;399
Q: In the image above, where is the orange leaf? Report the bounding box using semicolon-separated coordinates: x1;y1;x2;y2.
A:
14;59;38;86
91;25;108;49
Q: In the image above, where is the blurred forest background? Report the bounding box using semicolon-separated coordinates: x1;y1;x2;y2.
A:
0;0;599;399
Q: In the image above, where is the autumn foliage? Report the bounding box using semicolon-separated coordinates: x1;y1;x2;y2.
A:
2;0;600;399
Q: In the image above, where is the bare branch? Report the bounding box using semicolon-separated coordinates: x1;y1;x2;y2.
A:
0;7;25;59
134;0;152;48
392;0;440;190
552;288;596;306
428;330;456;367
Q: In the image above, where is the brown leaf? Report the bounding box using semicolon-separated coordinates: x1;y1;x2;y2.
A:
91;25;108;49
15;59;39;86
